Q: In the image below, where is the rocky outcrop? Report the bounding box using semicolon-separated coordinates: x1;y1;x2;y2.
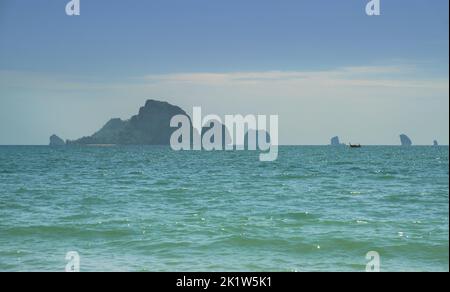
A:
67;100;190;145
331;136;343;146
49;135;65;146
400;134;412;146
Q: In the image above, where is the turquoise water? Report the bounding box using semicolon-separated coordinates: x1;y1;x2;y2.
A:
0;146;448;272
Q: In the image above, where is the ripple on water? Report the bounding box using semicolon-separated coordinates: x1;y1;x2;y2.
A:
0;146;448;271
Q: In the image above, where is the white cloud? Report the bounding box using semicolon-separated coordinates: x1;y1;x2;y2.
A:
140;66;448;91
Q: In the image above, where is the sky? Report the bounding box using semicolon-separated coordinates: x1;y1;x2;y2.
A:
0;0;448;145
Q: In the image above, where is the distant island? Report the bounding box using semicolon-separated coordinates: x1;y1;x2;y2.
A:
65;100;189;146
330;136;346;146
400;134;413;146
49;100;439;147
49;134;65;146
52;100;233;147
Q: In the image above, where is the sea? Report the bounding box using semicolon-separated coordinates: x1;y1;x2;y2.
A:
0;146;448;272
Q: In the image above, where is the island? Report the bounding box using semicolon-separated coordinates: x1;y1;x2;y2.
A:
330;136;345;146
49;135;65;146
400;134;413;146
66;100;190;145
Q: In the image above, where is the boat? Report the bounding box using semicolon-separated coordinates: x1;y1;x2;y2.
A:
349;144;362;148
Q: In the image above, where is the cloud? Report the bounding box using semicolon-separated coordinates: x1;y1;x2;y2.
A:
1;64;447;94
140;66;448;91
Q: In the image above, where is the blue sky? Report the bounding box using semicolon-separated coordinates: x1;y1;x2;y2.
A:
0;0;449;145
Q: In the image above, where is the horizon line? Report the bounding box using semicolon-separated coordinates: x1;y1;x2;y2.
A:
0;144;448;147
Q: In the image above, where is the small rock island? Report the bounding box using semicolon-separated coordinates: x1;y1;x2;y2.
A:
49;135;65;146
400;134;413;146
330;136;345;146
